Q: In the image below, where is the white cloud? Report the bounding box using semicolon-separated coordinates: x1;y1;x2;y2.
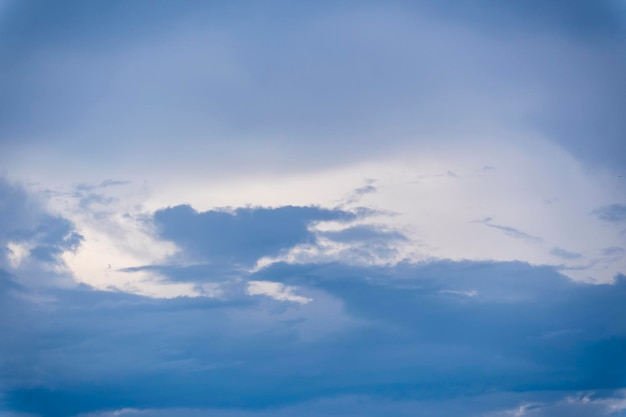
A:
246;280;312;304
6;242;29;269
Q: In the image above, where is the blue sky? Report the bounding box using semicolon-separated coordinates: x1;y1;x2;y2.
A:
1;1;626;416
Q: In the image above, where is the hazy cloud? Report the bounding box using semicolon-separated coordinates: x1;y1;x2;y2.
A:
594;204;626;223
551;247;582;260
479;218;544;243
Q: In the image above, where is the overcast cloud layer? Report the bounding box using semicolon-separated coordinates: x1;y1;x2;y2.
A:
1;1;625;416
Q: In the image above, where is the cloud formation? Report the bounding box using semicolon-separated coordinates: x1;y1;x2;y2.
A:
550;247;582;260
1;258;625;417
0;178;83;283
594;204;626;223
479;218;544;243
1;0;625;179
1;1;625;416
153;204;356;266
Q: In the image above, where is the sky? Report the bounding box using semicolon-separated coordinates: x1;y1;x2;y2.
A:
1;1;626;416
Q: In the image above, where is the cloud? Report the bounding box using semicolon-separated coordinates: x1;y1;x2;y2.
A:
62;390;626;417
604;247;625;257
118;205;404;293
341;182;377;206
478;218;544;243
550;247;582;260
246;280;312;304
1;1;626;416
252;261;626;389
74;180;130;192
118;263;239;283
152;204;356;266
2;0;625;180
317;225;405;244
2;257;625;416
0;177;83;280
594;204;626;223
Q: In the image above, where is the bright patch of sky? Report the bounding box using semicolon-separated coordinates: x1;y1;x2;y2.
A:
21;134;623;297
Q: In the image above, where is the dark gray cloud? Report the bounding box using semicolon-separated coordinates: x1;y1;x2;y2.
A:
153;205;356;265
252;261;626;390
122;221;405;284
26;218;83;263
2;258;625;416
2;180;622;416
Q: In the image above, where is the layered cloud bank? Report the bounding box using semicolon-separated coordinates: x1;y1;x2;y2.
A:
1;176;625;417
1;1;625;416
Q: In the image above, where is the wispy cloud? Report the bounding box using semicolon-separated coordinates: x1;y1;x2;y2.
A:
550;247;582;260
477;218;543;243
593;204;626;223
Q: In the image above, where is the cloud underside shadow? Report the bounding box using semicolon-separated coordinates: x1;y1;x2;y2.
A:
2;259;625;417
152;204;357;266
